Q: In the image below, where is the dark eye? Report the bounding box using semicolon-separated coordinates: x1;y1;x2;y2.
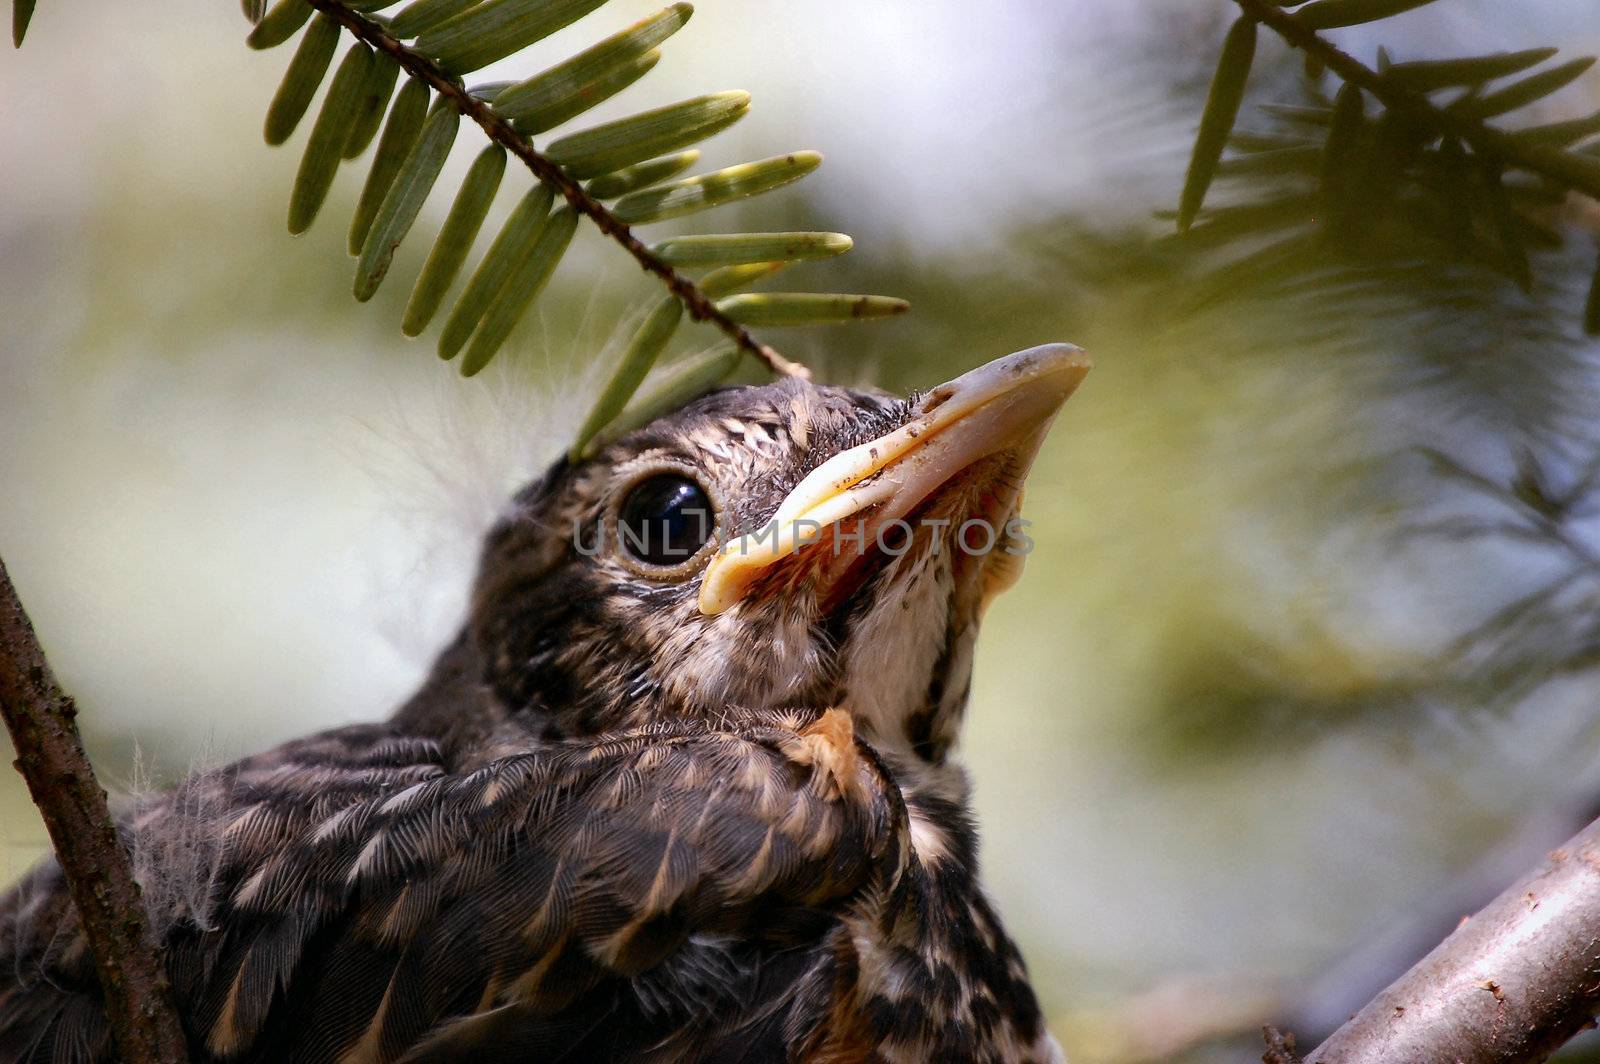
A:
617;474;716;568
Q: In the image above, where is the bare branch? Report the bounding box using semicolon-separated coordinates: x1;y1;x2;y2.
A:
1299;814;1600;1064
0;555;189;1063
304;0;810;380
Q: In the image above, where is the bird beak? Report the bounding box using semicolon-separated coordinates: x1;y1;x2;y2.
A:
698;343;1091;616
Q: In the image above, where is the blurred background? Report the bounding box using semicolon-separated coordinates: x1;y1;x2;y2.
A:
6;0;1600;1059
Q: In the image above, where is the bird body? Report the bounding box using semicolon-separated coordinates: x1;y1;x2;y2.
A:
0;346;1089;1063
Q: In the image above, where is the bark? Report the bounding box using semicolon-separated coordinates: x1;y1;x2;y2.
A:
0;555;189;1063
1299;815;1600;1064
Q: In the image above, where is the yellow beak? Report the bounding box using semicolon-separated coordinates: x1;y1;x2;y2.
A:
698;343;1091;616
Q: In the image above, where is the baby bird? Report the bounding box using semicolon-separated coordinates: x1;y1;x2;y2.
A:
0;344;1089;1063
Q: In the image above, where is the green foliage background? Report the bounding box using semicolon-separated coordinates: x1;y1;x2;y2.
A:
6;1;1600;1060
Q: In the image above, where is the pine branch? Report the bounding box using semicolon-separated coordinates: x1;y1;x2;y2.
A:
302;0;808;379
1176;0;1600;329
0;556;189;1064
1231;0;1600;196
237;0;907;449
1297;811;1600;1063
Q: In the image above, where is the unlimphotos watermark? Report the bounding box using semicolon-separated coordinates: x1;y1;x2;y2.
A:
574;513;1035;561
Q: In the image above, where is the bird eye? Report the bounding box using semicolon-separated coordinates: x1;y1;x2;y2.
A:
616;473;717;568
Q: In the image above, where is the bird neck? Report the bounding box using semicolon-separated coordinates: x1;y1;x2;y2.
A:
389;628;538;764
390;620;707;763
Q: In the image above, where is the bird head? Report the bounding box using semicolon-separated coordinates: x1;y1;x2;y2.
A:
449;344;1089;773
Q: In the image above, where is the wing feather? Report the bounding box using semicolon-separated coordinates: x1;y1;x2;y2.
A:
0;712;903;1063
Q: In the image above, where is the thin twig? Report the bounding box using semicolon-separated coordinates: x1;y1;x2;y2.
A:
305;0;810;380
1230;0;1600;200
1296;813;1600;1064
0;555;189;1063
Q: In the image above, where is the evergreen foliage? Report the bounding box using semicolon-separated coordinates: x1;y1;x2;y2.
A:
9;0;909;454
247;0;907;457
1180;0;1600;331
